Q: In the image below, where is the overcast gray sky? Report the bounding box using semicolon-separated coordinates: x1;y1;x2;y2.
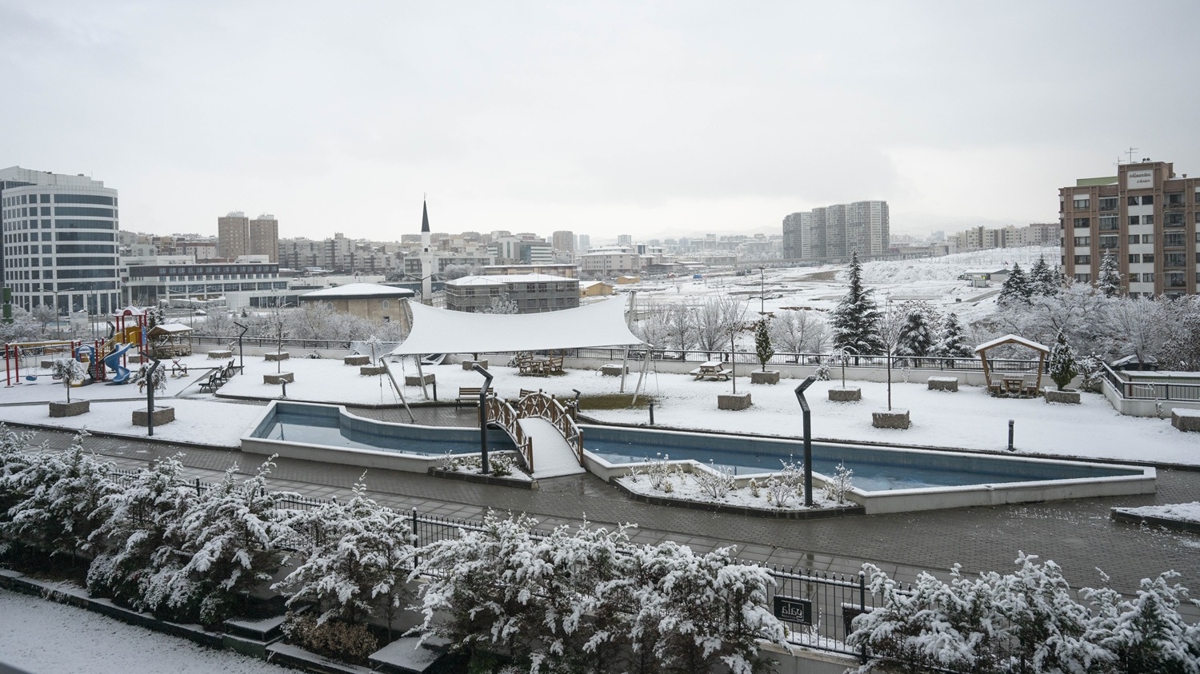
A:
4;1;1198;242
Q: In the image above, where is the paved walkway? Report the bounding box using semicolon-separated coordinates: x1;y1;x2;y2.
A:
20;415;1200;600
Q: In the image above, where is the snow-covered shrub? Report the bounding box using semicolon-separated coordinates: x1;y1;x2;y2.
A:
0;425;38;536
694;461;735;500
282;612;379;665
1076;354;1106;393
154;459;295;627
631;453;677;492
1047;332;1079;391
630;542;785;674
1084;570;1200;674
813;362;831;381
0;435;117;562
87;454;196;607
821;462;853;505
50;357;88;403
274;479;413;638
765;458;804;508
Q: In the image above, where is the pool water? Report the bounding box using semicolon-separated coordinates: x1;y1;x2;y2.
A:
263;411;515;456
580;426;1142;492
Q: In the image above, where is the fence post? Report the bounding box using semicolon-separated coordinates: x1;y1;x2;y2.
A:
411;508;420;567
194;477;201;495
859;571;868;663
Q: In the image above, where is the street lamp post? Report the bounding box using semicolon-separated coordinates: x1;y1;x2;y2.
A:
472;364;493;474
760;267;765;314
795;376;817;507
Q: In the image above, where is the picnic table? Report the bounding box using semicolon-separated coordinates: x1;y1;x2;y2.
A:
690;360;732;381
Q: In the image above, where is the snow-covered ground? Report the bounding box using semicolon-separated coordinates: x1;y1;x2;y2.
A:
0;588;298;674
1113;502;1200;525
2;351;1185;467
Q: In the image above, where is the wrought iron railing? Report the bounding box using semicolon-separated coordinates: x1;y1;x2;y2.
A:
1101;362;1200;402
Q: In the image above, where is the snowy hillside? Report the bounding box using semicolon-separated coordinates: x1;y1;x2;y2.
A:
856;246;1060;285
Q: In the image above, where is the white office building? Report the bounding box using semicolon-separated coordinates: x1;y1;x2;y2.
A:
1;167;120;315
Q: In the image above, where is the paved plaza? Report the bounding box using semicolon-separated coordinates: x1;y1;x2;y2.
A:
14;400;1199;601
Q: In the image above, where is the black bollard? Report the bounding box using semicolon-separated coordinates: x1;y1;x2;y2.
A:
649;402;655;426
1008;419;1015;451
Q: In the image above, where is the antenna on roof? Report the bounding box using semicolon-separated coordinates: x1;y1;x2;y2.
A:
1125;147;1138;163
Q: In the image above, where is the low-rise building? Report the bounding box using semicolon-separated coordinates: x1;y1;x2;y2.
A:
444;274;579;313
298;282;415;329
580;246;641;279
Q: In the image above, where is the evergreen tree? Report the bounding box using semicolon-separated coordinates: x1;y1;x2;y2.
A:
1098;250;1122;298
1048;332;1079;391
936;312;973;367
998;262;1033;306
831;252;883;356
1030;256;1062;297
753;317;774;372
897;303;938;366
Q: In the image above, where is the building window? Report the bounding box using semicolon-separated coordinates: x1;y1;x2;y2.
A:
1144;215;1154;226
1143;253;1155;263
1166;272;1186;288
1074;273;1092;283
381;299;390;309
1128;274;1140;283
1073;218;1090;229
1099;235;1119;249
1074;255;1091;265
1099;197;1118;211
1167;193;1184;206
1073;236;1090;246
1164;232;1185;248
1165;253;1186;268
1142;234;1154;244
1129;254;1141;264
1098;216;1118;231
1128;235;1140;245
1073;197;1090;209
1165;213;1184;227
1129;216;1139;226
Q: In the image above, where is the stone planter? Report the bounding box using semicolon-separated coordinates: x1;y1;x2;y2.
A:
1044;387;1080;404
872;408;911;429
405;373;436;386
360;365;388;376
462;359;488;370
264;352;289;362
718;392;752;410
132;405;175;427
343;354;370;366
927;376;959;392
1171;409;1200;432
828;386;862;402
264;372;294;385
49;400;90;417
751;370;781;385
208;349;233;359
600;364;627;376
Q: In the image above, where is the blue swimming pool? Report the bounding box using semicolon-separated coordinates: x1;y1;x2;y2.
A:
578;425;1142;492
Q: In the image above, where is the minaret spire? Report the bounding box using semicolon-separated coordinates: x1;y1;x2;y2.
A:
421;198;430;233
420;197;433;305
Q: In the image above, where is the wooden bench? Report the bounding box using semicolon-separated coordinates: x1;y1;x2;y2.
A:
198;372;222;393
456;386;493;406
518;388;540;399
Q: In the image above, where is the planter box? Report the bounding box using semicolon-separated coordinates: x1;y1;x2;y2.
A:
49;399;90;417
128;353;145;364
751;370;781;385
1171;409;1200;432
405;373;435;386
343;354;370;366
1044;387;1081;404
718;392;752;410
462;359;488;370
828;386;861;402
872;408;911;429
264;372;294;385
264;352;290;362
208;349;233;359
927;376;959;392
132;405;175;427
360;365;388;376
600;363;627;376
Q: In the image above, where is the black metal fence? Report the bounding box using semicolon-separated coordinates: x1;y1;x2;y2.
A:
1101;362;1200;402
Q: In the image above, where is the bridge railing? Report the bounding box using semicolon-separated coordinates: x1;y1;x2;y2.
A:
485;396;533;472
517;392;585;466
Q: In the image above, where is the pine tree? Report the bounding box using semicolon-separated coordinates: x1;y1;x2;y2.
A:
1030;256;1062;297
998;262;1033;306
1048;332;1079;391
1098;250;1122;298
753;317;774;372
936;312;973;367
831;252;883;357
897;304;937;365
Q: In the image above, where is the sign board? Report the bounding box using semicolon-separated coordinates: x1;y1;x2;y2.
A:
1127;170;1154;190
773;596;813;625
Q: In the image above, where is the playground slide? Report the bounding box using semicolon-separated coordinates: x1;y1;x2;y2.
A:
105;343;135;384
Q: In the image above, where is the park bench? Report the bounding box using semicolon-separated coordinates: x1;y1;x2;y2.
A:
198;372;222;394
456;386;493;406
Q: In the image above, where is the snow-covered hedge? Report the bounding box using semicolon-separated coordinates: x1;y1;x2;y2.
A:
410;512;787;674
848;553;1200;674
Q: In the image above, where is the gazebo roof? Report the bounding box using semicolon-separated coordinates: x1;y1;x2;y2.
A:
974;334;1049;355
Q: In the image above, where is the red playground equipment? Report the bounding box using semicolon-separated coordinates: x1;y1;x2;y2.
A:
4;307;152;387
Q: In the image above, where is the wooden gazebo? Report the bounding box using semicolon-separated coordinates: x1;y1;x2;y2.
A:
974;334;1049;397
146;323;194;359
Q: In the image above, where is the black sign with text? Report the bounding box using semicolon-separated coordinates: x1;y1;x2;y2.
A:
773;596;813;625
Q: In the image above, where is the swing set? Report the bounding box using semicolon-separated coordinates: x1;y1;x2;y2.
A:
4;340;81;386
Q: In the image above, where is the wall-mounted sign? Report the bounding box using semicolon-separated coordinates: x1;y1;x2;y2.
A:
773;596;813;625
1127;170;1154;190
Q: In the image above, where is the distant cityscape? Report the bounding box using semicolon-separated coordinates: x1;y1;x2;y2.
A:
2;156;1196;316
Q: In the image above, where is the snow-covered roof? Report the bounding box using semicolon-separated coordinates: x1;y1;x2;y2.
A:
148;323;193;336
973;334;1049;354
299;283;415;299
390;297;644;355
447;274;576;286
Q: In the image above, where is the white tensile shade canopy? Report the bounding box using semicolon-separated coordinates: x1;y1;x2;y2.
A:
389;297;644;356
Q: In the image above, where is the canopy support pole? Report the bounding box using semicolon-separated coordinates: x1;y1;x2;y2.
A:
383;360;416;423
619;345;630;393
415;356;429;400
631;348;651;405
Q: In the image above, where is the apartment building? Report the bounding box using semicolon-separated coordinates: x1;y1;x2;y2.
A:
1060;159;1199;297
0;166;121;315
782;200;889;261
444;274;580;313
218;212;278;263
580;246;641;279
551;230;576;261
